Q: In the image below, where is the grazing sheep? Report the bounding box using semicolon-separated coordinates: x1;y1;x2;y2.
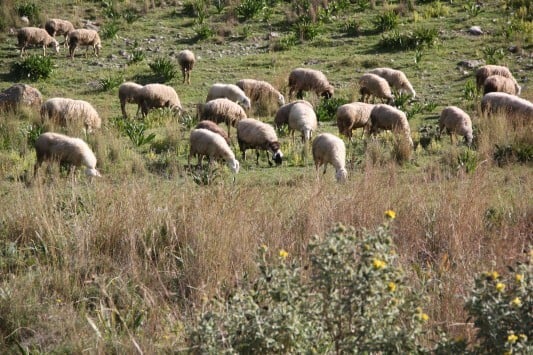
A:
481;92;533;124
177;49;195;85
288;101;318;143
195;120;231;145
438;106;473;145
17;27;60;57
274;100;312;129
137;83;182;118
483;75;521;96
188;128;240;173
206;83;251;110
197;98;247;137
237;118;283;166
369;104;413;147
118;82;144;119
34;132;101;178
369;67;416;98
236;79;285;109
44;18;75;46
336;102;374;141
68;29;102;59
475;65;518;91
288;68;334;99
41;98;101;133
312;133;348;183
359;73;394;104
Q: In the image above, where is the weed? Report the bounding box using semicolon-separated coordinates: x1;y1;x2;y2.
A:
129;49;145;64
463;79;479;100
483;47;505;65
10;55;53;81
236;0;265;22
184;0;210;23
191;166;220;185
115;119;156;147
464;0;483;17
423;1;449;18
457;148;478;173
315;97;349;122
493;143;533;165
101;0;120;19
270;33;297;51
378;27;438;51
123;8;140;23
149;57;178;82
342;18;361;37
193;23;214;40
293;18;322;41
373;10;398;32
98;75;124;92
15;2;40;24
101;20;120;39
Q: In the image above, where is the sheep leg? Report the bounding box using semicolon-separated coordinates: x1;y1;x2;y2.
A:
296;90;304;100
255;150;261;166
121;101;128;119
42;44;46;56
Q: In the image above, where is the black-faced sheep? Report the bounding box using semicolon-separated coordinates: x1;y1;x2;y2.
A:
288;101;318;143
369;67;416;98
118;82;144;119
336;102;374;141
312;133;347;183
288;68;334;100
137;84;182;118
195;120;231;145
177;49;195;85
481;92;533;125
475;65;518;90
236;79;285;110
438;106;473;145
45;18;75;47
206;83;251;110
483;75;521;96
197;98;247;137
237;118;283;166
188;128;240;173
41;97;102;133
359;73;394;104
369;104;413;147
68;29;102;59
17;27;60;57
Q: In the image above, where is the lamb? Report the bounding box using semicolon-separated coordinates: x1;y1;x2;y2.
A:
475;65;519;91
195;120;231;145
16;27;60;57
359;73;394;104
312;133;348;183
480;92;533;124
177;49;195;85
438;106;473;145
236;79;285;109
206;83;251;110
41;98;102;133
44;18;75;47
197;98;247;137
288;101;318;143
188;128;240;173
118;82;144;119
68;29;102;59
34;132;101;178
369;104;413;147
274;100;312;129
288;68;334;99
137;83;182;118
336;102;374;141
369;67;416;98
483;75;521;96
236;118;283;166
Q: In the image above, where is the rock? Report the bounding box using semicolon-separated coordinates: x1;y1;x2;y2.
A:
468;26;483;35
20;16;29;24
457;59;485;69
0;83;42;111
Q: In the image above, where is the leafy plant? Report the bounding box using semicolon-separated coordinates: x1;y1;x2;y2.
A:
21;123;43;147
293;18;322;41
116;119;156;147
236;0;265;22
100;20;120;39
463;79;479;100
191;166;220;185
149;57;178;82
193;23;214;40
373;10;398;32
184;0;209;23
316;97;349;122
483;47;505;65
101;0;120;19
98;74;123;92
423;1;449;18
457;148;478;173
10;55;53;81
15;2;40;24
123;8;140;23
464;0;483;17
129;49;145;64
493;143;533;165
270;33;297;51
378;27;438;51
343;18;361;37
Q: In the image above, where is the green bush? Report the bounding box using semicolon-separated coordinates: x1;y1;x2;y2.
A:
316;97;349;122
10;55;53;81
101;20;120;39
15;2;40;24
343;18;361;37
193;23;214;40
378;27;438;51
148;57;178;82
373;10;399;32
293;18;322;41
98;74;123;92
115;119;156;147
236;0;265;22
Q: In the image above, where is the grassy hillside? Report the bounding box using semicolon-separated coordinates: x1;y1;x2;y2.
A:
0;0;532;352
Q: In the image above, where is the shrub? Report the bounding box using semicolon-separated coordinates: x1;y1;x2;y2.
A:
423;1;450;18
15;2;40;24
98;74;123;92
115;119;156;147
343;18;361;37
148;57;178;82
483;47;505;65
293;18;322;41
315;97;349;122
129;48;145;64
463;79;479;100
10;55;53;81
236;0;265;22
373;10;398;32
123;8;140;23
270;33;297;51
193;23;214;40
378;27;438;51
101;20;120;39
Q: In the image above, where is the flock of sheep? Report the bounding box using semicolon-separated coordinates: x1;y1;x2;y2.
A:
14;17;532;183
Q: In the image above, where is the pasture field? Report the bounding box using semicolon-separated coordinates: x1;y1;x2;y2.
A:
0;0;531;352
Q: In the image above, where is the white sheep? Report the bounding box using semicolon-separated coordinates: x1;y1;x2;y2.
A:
118;82;144;119
206;83;251;110
16;27;60;57
369;104;413;147
34;132;101;178
336;102;374;141
195;120;231;145
41;98;102;133
483;75;521;96
68;29;102;59
369;67;416;98
475;65;518;91
288;101;318;143
45;18;75;47
188;128;240;173
236;79;285;109
481;92;533;124
312;133;348;183
359;73;394;104
137;83;182;118
288;68;334;100
197;98;247;137
274;100;312;129
177;49;196;85
237;118;283;166
438;106;473;145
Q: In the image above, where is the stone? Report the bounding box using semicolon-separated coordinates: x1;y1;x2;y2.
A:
0;83;42;111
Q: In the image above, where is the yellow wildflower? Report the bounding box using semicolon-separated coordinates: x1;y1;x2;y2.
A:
503;351;512;355
507;334;518;344
388;282;397;292
420;313;429;322
384;210;396;220
261;244;268;252
486;271;499;280
495;282;506;292
511;297;522;307
515;274;523;283
372;258;387;269
279;249;289;259
519;334;527;341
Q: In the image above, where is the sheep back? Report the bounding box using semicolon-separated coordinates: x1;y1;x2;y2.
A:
370;104;412;145
198;98;247;132
359;73;394;104
17;27;59;56
118;82;144;118
336;102;374;139
312;133;347;183
288;68;334;99
177;50;195;84
439;106;473;144
206;83;251;110
481;92;533;123
236;79;285;107
189;128;239;173
369;67;416;98
41;98;101;132
195;120;231;145
138;84;182;116
237;118;282;165
483;75;521;96
68;29;102;58
475;65;515;89
274;100;312;128
288;101;318;141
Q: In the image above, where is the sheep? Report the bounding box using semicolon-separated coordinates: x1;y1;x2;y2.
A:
359;73;394;104
206;83;251;110
177;49;195;85
16;27;60;57
288;68;334;100
483;75;521;96
236;118;283;166
312;133;348;183
195;120;231;145
369;67;416;98
137;83;182;118
41;98;101;133
34;132;101;179
236;79;285;109
481;92;533;124
336;102;374;141
118;82;144;119
475;65;519;91
188;128;240;173
68;29;102;59
438;106;473;145
274;100;312;129
369;104;413;147
197;98;247;137
288;101;318;143
44;18;75;47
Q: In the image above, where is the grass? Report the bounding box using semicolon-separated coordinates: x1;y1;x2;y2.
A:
0;0;532;352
